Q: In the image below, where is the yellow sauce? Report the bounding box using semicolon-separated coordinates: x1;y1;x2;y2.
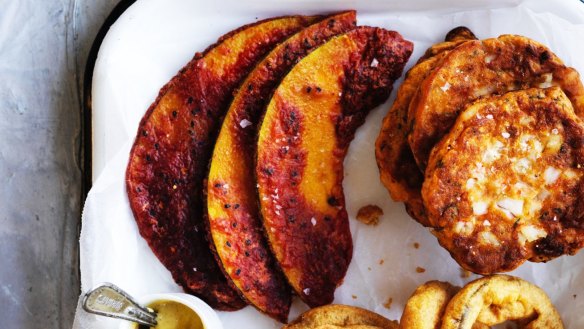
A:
135;300;204;329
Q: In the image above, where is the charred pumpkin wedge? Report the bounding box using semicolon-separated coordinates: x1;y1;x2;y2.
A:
256;27;412;307
206;11;356;321
125;15;318;310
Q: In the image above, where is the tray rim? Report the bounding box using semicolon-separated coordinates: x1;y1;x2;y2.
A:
82;0;137;200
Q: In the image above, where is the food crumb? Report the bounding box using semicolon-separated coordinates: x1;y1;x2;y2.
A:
574;294;577;299
356;205;383;225
460;268;471;278
383;297;393;309
379;259;385;265
413;242;420;249
352;295;357;300
368;267;372;271
416;267;426;273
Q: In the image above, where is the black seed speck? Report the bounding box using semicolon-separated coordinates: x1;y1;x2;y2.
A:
316;87;322;93
235;269;241;275
245;239;251;245
154;143;159;150
234;204;240;209
145;155;152;162
540;51;550;63
187;96;194;104
245;251;250;257
142;130;148;137
172;110;178;118
224;204;231;209
226;241;231;247
214;183;222;188
327;196;338;206
306;86;312;93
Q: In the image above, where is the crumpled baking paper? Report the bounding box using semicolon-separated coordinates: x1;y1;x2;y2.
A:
74;0;584;328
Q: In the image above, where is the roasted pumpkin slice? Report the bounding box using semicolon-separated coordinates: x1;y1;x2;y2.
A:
256;27;412;307
375;27;477;226
408;34;584;170
206;11;356;321
125;15;318;310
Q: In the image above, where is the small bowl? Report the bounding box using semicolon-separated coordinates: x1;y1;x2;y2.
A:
118;293;223;329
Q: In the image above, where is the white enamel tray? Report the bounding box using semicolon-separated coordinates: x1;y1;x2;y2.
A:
78;0;584;328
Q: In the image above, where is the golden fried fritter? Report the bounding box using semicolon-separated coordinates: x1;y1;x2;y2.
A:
375;27;476;226
441;275;563;329
423;87;584;274
409;35;584;170
400;281;489;329
400;281;460;329
284;305;398;329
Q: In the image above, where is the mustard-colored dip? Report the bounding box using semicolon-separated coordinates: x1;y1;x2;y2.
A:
135;300;204;329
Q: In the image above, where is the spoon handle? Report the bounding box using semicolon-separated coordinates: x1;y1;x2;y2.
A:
82;283;158;327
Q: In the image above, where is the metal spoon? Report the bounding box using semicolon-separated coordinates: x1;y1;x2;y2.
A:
82;283;158;327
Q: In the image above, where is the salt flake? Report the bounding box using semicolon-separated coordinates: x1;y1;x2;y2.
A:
239;119;252;128
440;82;451;92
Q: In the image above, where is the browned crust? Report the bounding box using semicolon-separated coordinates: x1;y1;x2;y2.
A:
125;15;317;310
423;87;584;274
375;27;477;226
205;11;357;322
409;34;584;171
444;26;477;43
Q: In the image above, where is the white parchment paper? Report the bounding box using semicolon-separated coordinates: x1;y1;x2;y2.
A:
75;0;584;328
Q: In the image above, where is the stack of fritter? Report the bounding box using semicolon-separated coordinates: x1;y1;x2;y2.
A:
376;27;584;274
126;11;413;322
400;276;563;328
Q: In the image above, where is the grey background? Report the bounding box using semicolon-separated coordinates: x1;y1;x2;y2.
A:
0;1;118;328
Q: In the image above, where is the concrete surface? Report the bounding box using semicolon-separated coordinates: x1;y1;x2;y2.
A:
0;1;118;328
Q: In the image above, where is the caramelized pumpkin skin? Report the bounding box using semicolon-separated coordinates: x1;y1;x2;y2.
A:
206;12;356;322
125;15;317;310
256;27;413;307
